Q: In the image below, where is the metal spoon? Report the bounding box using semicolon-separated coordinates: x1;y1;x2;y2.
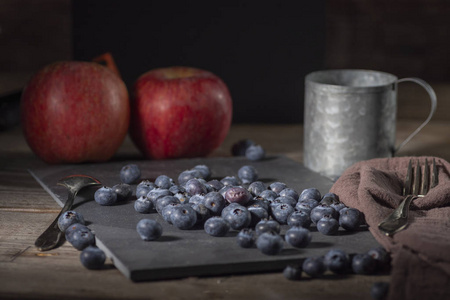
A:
35;174;101;251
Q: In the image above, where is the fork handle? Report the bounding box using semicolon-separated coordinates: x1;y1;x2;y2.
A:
34;190;76;251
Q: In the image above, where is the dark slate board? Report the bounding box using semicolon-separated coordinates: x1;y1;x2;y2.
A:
29;155;380;281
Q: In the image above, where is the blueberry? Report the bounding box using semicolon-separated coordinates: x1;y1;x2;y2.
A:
205;179;224;191
223;206;251;230
274;196;297;207
248;206;269;227
339;207;362;231
285;226;312;248
317;215;340;235
283;264;302;280
247;181;266;196
231;139;255;156
170;205;197;230
218;185;233;199
136;180;156;198
271;203;295;224
161;203;180;224
80;246;106;270
279;188;299;201
255;219;281;235
203;192;226;215
185;178;207;196
94;186;117;206
203;217;230;237
169;184;185;195
192;165;211;180
238;165;258;184
256;231;283;255
197;178;213;193
245;144;265;161
299;188;321;202
147;188;172;205
58;210;85;232
236;228;256;248
134;196;154;213
258;189;278;202
296;198;319;210
120;164;141;184
155;175;174;189
310;204;338;224
224;186;252;205
324;249;350;274
368;247;391;272
188;194;205;205
352;253;377;275
248;198;270;212
178;169;201;186
136;218;163;241
156;195;180;214
112;183;132;202
269;182;287;194
65;223;88;237
371;282;389;300
330;202;346;213
220;176;240;187
320;192;339;205
302;256;326;277
66;225;95;250
190;203;211;225
221;203;245;218
287;210;311;228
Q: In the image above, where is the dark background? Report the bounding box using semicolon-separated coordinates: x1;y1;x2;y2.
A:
1;0;449;128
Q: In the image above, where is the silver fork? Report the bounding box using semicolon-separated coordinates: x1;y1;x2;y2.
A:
378;158;438;236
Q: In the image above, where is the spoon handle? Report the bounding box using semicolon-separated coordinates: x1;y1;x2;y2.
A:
34;190;76;251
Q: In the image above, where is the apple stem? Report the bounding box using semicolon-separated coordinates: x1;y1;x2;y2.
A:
92;52;121;78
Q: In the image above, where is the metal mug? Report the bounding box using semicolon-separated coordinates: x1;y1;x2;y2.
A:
303;69;437;180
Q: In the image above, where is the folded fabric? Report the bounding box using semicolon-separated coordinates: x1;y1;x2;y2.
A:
330;156;450;300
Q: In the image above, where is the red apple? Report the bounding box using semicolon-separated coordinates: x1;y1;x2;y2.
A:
130;66;233;159
20;61;129;163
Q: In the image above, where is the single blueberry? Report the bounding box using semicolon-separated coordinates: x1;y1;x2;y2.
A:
285;226;312;248
310;204;338;224
367;247;391;272
224;186;252;205
136;180;156;198
161;203;181;224
65;223;88;237
352;253;377;275
66;225;95;250
221;203;245;218
339;207;362;231
205;179;224;191
247;181;266;196
204;217;230;237
156;195;180;214
269;182;287;194
185;178;208;196
58;210;85;232
134;196;154;213
178;169;201;186
80;246;106;270
220;176;241;187
231;139;255;156
155;175;174;189
170;205;198;230
283;264;302;280
258;189;278;202
94;186;117;206
330;202;347;213
120;164;141;184
112;183;132;202
147;188;172;205
324;249;350;274
255;219;281;235
256;231;284;255
192;165;211;180
302;256;326;277
238;165;258;184
274;196;297;207
287;210;311;228
371;282;389;300
279;188;299;201
245;144;265;161
317;215;340;235
299;188;321;202
320;192;340;205
236;228;256;248
223;206;251;230
271;203;295;225
136;218;163;241
203;192;226;215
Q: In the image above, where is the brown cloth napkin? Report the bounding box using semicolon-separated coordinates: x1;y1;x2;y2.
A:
330;156;450;300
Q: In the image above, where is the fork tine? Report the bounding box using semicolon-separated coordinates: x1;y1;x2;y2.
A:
412;160;421;196
431;158;439;188
422;158;430;195
404;160;413;196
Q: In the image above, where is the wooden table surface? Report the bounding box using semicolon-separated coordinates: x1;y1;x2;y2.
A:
1;120;449;300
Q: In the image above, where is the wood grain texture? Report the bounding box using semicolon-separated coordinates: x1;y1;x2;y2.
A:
0;121;448;299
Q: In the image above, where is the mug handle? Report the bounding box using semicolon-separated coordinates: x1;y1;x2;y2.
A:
394;77;437;153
